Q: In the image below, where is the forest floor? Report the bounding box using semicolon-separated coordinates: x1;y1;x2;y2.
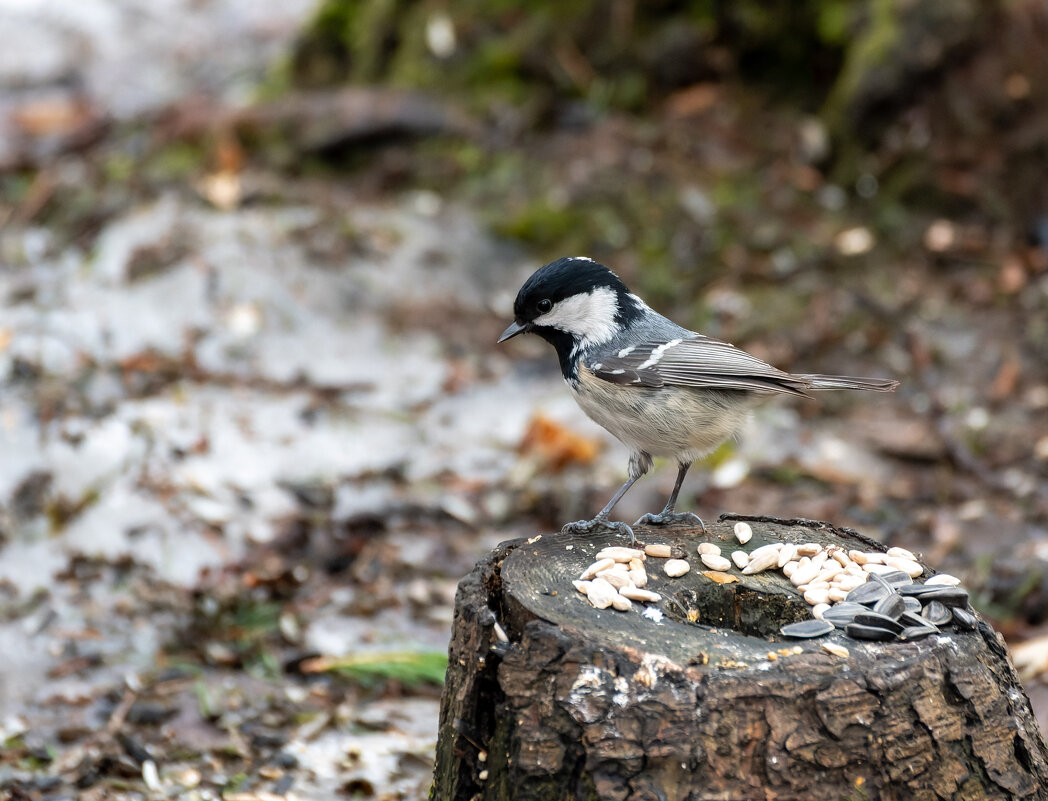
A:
1;2;1047;799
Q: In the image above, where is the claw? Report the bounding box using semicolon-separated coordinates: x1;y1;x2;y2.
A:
562;518;636;545
634;511;707;532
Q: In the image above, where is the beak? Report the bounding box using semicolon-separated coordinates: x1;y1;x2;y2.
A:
498;320;527;343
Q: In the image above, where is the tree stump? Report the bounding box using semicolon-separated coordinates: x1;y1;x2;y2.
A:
433;515;1048;801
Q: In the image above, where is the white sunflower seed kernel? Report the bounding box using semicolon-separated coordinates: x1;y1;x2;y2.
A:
733;521;753;544
600;571;632;590
822;642;850;658
790;560;819;587
665;559;691;577
887;546;918;561
621;586;662;603
731;550;750;569
611;593;633;611
863;563;897;575
580;558;616;580
597;546;646;563
697;542;722;556
586;577;618;609
782;560;800;578
796;543;822;556
777;544;798;568
804;588;830;605
811;603;831;619
926;573;961;586
629;568;648;588
748;543;782;561
573;580;592;595
884;556;923;578
742;549;780;575
700;554;731;572
644;543;673;559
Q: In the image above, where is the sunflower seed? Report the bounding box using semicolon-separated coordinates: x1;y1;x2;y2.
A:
790;559;819;587
781;619;834;638
823;603;867;627
845;623;897;641
749;543;783;560
830;549;852;567
951;607;977;630
821;642;851;658
899;610;936;630
628;557;645;572
846;581;891;606
733;521;753;544
782;560;799;578
899;625;936;641
586;578;618;609
620;586;662;603
742;549;780;575
573;580;591;595
597;546;646;563
884;556;924;578
887;546;918;561
811;603;831;620
925;573;961;586
797;543;823;556
697;542;721;556
853;612;905;634
731;550;750;569
834;574;867;592
665;558;691;577
899;585;969;607
863;563;898;575
611;593;633;611
879;570;914;588
629;568;648;588
599;570;632;589
922;600;952;626
804;588;830;606
580;559;616;580
902;596;922;614
827;588;849;602
700;554;731;572
873;593;906;619
644;543;673;559
778;544;798;568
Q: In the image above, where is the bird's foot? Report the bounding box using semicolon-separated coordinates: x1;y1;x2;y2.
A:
634;511;707;532
562;518;636;545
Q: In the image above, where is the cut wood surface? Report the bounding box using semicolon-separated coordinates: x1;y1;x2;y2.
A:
433;515;1048;801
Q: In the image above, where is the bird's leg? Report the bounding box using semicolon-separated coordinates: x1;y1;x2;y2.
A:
562;453;650;545
634;461;706;532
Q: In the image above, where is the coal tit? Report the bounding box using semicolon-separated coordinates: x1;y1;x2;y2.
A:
499;256;898;543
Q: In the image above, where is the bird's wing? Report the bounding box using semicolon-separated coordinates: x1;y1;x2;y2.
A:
587;335;813;397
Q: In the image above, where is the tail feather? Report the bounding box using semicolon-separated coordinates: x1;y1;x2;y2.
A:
799;374;899;392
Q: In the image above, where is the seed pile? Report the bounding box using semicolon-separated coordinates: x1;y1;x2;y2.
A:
573;522;974;643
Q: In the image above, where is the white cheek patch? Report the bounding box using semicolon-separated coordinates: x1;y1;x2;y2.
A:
534;286;619;349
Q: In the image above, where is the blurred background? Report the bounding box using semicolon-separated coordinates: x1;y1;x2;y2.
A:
1;0;1047;797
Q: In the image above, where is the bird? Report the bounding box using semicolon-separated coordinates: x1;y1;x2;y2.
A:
498;256;898;543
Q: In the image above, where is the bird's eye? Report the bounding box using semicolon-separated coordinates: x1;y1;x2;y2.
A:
537;299;553;314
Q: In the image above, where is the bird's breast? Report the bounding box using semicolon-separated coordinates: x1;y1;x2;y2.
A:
570;364;757;460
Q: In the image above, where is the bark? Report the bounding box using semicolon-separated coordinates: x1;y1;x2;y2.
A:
433;515;1048;801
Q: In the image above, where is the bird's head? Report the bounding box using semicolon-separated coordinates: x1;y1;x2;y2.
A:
498;257;641;356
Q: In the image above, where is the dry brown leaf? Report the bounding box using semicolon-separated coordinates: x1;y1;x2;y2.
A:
701;570;738;584
518;414;602;472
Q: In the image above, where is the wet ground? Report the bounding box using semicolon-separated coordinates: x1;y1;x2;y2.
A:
2;2;1048;799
